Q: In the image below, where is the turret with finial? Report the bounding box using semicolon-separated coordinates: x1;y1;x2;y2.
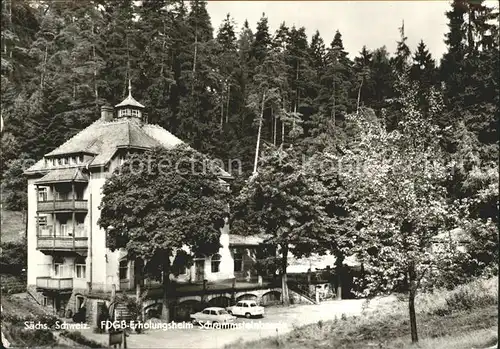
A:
115;79;145;120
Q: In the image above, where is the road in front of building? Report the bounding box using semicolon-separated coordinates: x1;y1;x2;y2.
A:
78;297;394;348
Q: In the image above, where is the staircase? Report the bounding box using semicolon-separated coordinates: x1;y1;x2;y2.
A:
287;283;318;305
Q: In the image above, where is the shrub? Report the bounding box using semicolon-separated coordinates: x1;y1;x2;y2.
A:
430;277;498;316
0;240;27;275
7;327;56;347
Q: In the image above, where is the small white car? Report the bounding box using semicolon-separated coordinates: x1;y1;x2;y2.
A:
226;300;265;318
190;307;236;325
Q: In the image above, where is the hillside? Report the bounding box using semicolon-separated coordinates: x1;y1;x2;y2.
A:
0;209;25;243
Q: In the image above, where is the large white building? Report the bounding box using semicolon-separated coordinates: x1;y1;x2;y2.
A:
24;87;264;316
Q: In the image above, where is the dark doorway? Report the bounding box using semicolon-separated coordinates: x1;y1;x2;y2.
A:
194;259;205;282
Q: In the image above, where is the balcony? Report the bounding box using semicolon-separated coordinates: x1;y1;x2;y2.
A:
36;277;73;291
37;226;88;252
37;199;88;212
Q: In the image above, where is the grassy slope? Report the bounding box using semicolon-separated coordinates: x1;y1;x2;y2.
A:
0;209;25;242
226;278;499;349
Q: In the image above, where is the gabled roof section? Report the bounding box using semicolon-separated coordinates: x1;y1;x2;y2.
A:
35;168;89;184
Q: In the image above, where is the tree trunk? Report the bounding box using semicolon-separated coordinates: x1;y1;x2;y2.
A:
192;27;198;96
293;103;297;133
41;44;48;89
281;244;289;306
8;0;12;58
273;108;277;146
92;24;98;110
226;84;230;124
162;252;171;322
335;254;344;300
293;62;299;131
125;36;130;98
409;290;418;342
281;99;286;146
253;91;266;174
281;122;285;146
356;77;364;115
332;80;336;124
220;97;224;129
408;264;419;342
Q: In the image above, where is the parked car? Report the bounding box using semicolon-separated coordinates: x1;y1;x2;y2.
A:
190;307;236;325
226;300;265;318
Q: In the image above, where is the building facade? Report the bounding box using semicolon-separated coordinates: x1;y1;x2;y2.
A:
24;88;263;316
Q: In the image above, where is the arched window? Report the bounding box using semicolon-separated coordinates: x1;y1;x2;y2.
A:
211;254;221;273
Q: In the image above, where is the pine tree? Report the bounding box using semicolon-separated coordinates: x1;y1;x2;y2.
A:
440;0;499;162
215;14;239;128
369;46;395;113
249;13;271;69
391;21;411;75
272;22;289;52
440;0;467;108
318;31;353;141
176;0;220;155
100;0;140;104
410;40;436;88
1;0;39;171
308;30;326;71
247;48;289;172
284;26;314;139
237;19;253;66
136;0;176;128
302;30;326;147
353;46;373;113
410;40;438;115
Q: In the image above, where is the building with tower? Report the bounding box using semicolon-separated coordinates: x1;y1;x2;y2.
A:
24;86;265;317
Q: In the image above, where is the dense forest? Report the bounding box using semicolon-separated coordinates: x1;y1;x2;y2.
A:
1;0;498;212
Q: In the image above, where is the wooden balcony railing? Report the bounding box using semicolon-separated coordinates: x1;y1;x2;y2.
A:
37;200;88;212
37;236;88;250
36;277;73;290
38;225;87;236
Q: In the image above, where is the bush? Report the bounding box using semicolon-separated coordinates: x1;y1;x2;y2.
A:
60;330;103;348
430;278;498;316
445;286;497;312
6;327;56;347
0;240;27;275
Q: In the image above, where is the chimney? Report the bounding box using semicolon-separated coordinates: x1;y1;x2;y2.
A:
100;105;114;122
